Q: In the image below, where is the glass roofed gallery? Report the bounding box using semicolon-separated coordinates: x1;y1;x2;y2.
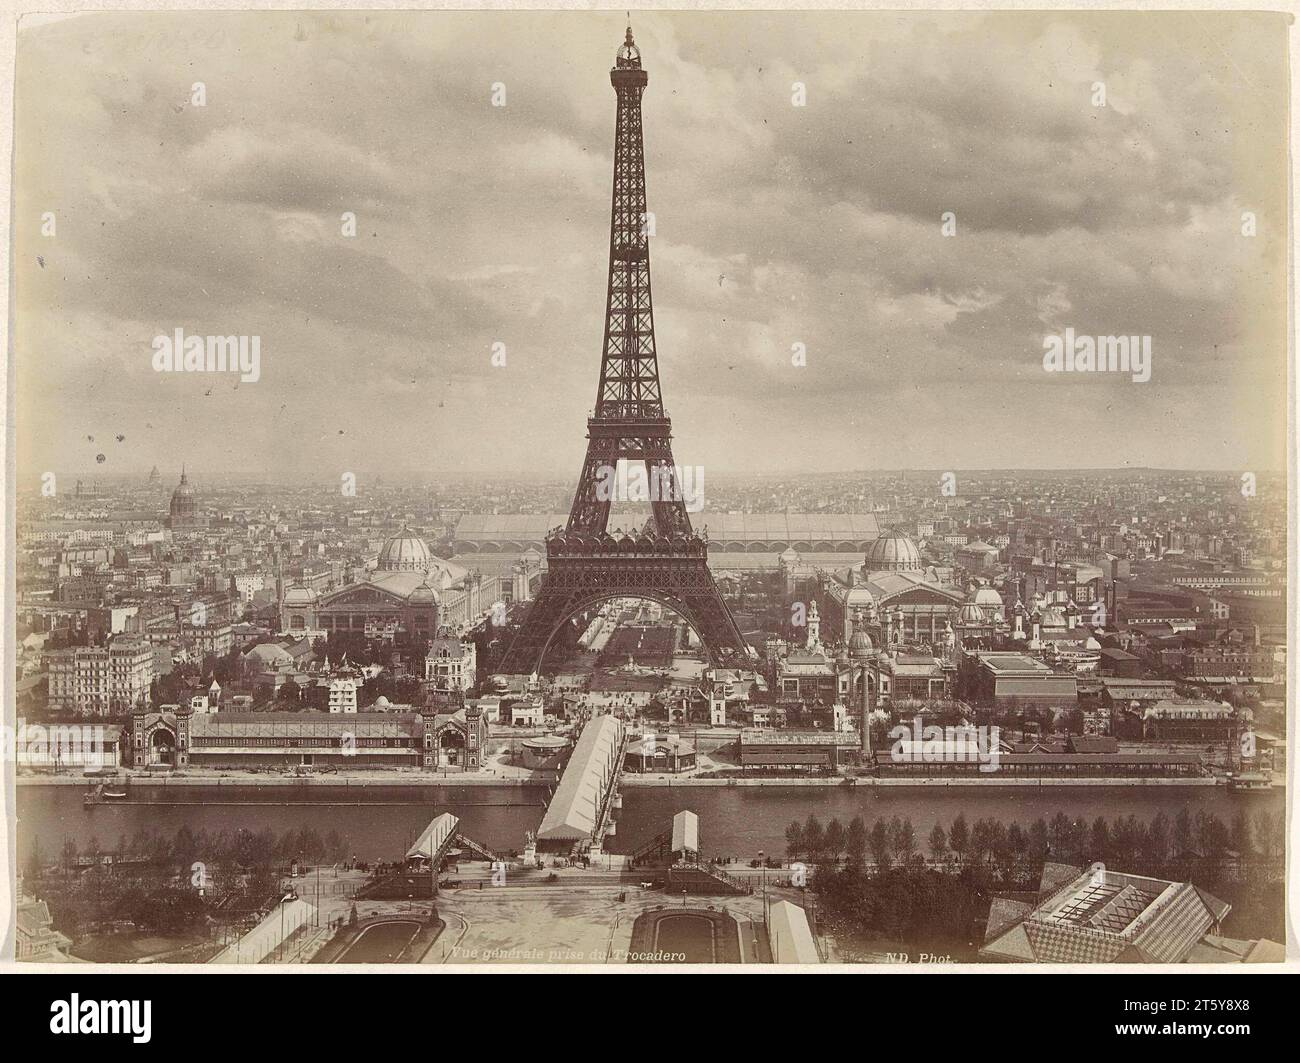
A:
535;715;626;854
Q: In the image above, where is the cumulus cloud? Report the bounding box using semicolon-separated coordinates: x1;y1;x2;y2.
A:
13;9;1288;481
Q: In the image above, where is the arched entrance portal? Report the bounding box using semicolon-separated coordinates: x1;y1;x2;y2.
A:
149;728;176;767
438;730;465;767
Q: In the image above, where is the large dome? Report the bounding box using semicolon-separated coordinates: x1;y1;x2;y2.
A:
170;468;198;517
378;528;433;572
864;532;922;573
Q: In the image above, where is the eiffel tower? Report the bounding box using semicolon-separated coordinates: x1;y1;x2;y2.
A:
493;27;749;675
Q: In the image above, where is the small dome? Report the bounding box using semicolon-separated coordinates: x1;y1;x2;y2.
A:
865;531;922;573
973;586;1003;608
845;585;876;609
374;695;390;707
409;579;439;604
958;602;985;623
848;627;874;658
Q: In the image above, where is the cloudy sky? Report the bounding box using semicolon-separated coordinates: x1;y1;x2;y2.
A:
14;9;1290;484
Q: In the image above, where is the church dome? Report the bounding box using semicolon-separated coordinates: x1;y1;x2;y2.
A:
170;468;198;518
378;528;433;572
973;586;1003;610
958;602;985;624
864;532;922;573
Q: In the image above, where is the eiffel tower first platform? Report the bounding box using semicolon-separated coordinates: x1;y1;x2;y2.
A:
493;27;750;676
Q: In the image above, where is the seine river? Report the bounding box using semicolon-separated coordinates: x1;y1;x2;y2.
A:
16;783;1281;865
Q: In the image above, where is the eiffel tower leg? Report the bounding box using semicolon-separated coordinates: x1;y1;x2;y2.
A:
667;561;748;661
646;458;693;538
494;584;584;675
567;438;618;536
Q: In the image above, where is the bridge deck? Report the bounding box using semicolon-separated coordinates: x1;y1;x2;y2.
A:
536;715;626;849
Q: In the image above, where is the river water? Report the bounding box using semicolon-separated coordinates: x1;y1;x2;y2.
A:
17;783;1281;864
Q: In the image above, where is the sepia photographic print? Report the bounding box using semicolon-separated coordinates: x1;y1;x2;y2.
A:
2;2;1296;1000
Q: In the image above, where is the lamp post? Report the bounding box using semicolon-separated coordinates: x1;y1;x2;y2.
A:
758;850;769;928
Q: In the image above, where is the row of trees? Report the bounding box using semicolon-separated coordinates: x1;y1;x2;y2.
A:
809;807;1287;958
29;825;352;878
787;806;1285;878
785;814;915;867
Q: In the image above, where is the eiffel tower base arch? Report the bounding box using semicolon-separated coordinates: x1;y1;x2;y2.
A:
493;550;749;675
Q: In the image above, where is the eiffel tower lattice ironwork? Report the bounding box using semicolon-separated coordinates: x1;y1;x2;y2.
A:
493;27;749;675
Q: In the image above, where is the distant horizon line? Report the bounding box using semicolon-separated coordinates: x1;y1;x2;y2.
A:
29;465;1287;482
